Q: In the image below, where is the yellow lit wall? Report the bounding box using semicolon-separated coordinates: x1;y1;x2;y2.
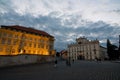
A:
0;27;55;56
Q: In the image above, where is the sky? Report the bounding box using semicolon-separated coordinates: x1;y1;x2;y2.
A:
0;0;120;51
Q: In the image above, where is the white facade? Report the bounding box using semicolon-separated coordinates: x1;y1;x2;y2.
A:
67;37;100;60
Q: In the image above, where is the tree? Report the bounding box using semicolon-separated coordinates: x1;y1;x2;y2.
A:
56;52;60;57
118;35;120;58
107;39;112;60
111;44;119;59
107;39;119;60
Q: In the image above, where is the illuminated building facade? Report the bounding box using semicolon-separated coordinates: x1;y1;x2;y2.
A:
0;25;55;56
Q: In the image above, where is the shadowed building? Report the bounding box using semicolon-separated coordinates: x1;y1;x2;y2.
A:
0;25;55;56
67;37;104;60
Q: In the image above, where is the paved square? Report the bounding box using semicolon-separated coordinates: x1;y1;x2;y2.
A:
0;61;120;80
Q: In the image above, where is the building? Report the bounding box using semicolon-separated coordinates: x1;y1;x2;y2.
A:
60;50;68;60
67;37;102;60
100;46;108;60
0;25;55;56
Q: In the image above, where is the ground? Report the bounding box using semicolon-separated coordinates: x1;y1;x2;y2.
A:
0;61;120;80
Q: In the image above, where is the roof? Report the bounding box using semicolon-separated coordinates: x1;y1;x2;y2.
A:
1;25;54;38
100;46;107;49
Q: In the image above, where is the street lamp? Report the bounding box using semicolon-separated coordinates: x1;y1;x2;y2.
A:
94;48;97;60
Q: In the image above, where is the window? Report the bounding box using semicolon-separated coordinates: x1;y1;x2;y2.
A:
7;39;12;45
41;44;44;48
0;33;2;37
49;45;53;50
13;39;17;45
34;44;36;48
11;49;15;53
34;38;37;42
0;47;3;52
29;43;32;47
46;41;49;45
29;38;32;41
14;34;18;38
1;38;6;44
28;50;31;53
3;33;7;37
6;48;11;52
33;51;35;53
39;39;41;43
38;44;41;48
78;42;82;44
8;34;13;38
46;45;49;49
24;42;27;46
38;51;40;54
40;39;44;43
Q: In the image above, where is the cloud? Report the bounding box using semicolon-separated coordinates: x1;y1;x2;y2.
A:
1;0;120;24
0;11;120;50
0;0;120;51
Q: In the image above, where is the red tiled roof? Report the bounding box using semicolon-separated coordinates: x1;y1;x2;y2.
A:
1;25;54;38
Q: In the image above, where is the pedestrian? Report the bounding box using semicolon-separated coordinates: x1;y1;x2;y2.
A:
68;59;71;66
54;60;57;67
66;59;68;66
72;59;74;63
66;59;71;67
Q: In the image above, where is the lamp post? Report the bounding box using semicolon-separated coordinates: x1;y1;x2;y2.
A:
94;48;97;60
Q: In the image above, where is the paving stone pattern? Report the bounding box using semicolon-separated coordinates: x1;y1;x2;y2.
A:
0;61;120;80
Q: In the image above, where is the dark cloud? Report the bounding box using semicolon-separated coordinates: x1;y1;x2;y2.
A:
112;9;120;14
0;10;120;51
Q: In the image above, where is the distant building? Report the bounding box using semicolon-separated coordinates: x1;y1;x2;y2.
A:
67;37;105;60
100;46;108;60
0;25;55;56
60;50;68;60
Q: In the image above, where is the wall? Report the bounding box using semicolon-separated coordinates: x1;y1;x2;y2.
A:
0;54;54;67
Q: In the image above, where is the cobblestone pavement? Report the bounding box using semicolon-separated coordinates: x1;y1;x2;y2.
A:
0;61;120;80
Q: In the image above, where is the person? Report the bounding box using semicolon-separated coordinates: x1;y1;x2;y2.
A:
95;57;101;63
72;59;74;63
54;60;57;67
66;59;71;67
66;59;68;66
95;57;98;61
